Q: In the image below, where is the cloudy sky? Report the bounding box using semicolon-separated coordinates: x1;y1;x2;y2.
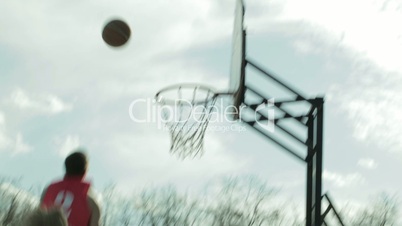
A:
1;0;402;221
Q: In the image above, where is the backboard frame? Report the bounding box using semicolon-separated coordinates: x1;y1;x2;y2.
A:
229;0;246;119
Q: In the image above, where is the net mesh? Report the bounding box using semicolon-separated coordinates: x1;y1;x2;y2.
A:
156;85;218;159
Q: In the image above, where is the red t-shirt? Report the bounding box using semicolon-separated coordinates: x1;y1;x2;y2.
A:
42;176;91;226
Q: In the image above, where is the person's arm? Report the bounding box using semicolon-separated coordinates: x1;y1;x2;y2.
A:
87;195;101;226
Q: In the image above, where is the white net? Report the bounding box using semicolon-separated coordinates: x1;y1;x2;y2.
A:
156;85;218;159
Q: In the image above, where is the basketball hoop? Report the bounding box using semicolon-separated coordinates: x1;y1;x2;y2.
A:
155;84;222;159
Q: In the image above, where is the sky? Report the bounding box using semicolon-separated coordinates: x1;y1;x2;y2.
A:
1;0;402;222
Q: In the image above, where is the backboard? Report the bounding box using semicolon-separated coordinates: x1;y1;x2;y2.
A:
229;0;246;119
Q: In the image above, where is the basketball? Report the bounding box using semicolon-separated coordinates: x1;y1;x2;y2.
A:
102;19;131;47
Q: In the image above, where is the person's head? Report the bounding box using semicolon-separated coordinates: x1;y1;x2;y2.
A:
24;208;67;226
64;151;88;176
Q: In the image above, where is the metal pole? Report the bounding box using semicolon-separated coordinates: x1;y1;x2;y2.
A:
306;97;324;226
314;98;324;225
306;115;314;226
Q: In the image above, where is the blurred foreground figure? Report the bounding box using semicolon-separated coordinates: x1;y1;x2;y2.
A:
23;208;67;226
40;151;100;226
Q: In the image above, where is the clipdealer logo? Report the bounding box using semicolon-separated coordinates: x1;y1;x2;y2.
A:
254;98;275;133
128;98;275;133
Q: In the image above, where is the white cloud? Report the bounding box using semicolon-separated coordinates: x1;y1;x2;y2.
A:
0;111;32;154
329;65;402;152
0;131;32;155
13;133;32;155
358;158;378;170
260;0;402;72
98;127;248;192
246;0;402;75
252;0;402;153
0;111;10;150
9;88;73;115
292;40;318;55
0;0;235;108
0;129;12;151
323;170;365;188
54;135;81;157
0;111;5;126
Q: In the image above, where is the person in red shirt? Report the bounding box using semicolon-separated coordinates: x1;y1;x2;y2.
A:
40;151;100;226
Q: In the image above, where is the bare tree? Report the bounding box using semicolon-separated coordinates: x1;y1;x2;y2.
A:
352;193;399;226
134;185;210;226
100;184;120;226
2;192;19;226
4;176;400;226
118;199;136;226
0;180;37;226
204;176;289;226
